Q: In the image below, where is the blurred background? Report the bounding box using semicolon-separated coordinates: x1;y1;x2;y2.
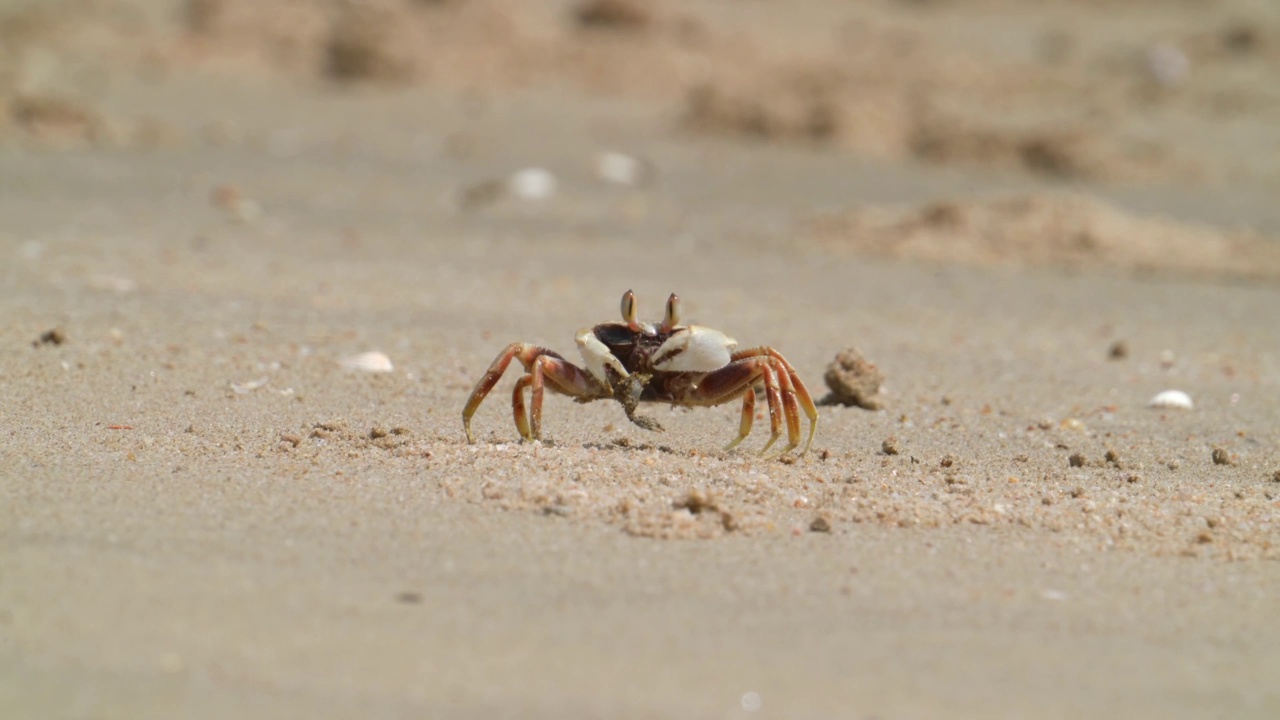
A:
3;0;1279;276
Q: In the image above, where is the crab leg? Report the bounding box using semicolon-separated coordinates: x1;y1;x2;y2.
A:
686;356;786;454
464;343;546;443
757;364;785;454
463;343;606;443
731;347;819;454
769;359;803;455
725;382;755;452
511;375;534;440
518;354;608;441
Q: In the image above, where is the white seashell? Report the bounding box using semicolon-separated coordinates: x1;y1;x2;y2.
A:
1148;389;1193;410
1146;43;1189;87
507;167;557;200
340;351;394;373
594;151;645;186
231;376;270;394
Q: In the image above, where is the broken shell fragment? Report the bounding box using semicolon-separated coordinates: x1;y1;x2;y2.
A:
1148;389;1193;410
340;351;394;373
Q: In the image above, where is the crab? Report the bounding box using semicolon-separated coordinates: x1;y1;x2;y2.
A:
461;290;819;455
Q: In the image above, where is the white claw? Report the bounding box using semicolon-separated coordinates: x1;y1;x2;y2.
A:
652;326;737;373
576;328;629;386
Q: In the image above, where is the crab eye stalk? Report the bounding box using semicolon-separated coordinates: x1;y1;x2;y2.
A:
621;289;639;330
661;293;681;331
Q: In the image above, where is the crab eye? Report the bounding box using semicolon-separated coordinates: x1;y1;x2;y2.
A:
621;289;639;330
661;293;680;331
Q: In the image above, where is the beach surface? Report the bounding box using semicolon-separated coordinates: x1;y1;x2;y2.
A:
3;1;1280;717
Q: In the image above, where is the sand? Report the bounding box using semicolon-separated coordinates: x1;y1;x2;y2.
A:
3;1;1280;718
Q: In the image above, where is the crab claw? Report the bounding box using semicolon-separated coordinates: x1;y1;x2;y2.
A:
615;372;663;432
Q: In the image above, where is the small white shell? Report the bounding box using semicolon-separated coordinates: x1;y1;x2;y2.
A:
507;168;557;200
1146;43;1190;87
340;351;394;373
230;376;269;394
1148;389;1193;410
594;151;645;186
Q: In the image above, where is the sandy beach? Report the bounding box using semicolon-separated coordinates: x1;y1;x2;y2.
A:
3;1;1280;717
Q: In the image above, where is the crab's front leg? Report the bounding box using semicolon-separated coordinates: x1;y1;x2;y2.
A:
463;343;607;443
524;354;610;441
463;343;547;443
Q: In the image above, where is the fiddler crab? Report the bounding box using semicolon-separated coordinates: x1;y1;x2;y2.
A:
462;290;818;455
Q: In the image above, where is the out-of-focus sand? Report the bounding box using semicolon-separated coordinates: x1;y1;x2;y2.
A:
3;1;1280;718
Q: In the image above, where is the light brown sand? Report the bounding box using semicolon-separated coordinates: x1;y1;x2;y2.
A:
3;1;1280;718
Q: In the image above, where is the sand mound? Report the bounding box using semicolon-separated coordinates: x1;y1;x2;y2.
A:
807;193;1280;281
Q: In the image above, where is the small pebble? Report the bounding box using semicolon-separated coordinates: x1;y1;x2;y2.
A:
1149;389;1193;410
881;437;900;455
1068;453;1087;468
1107;340;1129;360
1211;447;1233;466
211;183;262;223
33;328;66;347
809;516;832;533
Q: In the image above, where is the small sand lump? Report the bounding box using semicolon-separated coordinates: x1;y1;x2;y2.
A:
1211;447;1234;466
821;347;884;409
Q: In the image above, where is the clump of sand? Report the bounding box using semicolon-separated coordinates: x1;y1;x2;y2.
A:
806;193;1280;281
820;347;885;410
